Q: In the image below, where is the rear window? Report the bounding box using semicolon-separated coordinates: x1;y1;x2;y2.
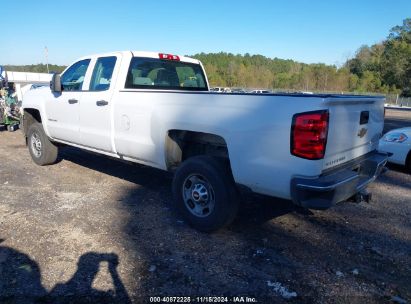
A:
125;57;208;91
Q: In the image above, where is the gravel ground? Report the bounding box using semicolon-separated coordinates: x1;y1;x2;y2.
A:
0;109;410;303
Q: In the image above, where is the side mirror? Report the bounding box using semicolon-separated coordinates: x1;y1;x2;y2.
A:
50;73;62;93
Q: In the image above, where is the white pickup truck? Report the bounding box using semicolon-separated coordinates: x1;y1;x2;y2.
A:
22;51;388;231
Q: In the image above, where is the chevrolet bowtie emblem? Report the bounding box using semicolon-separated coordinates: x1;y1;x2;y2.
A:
357;128;368;138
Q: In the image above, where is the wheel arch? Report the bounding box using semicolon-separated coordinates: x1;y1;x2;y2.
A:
165;130;231;172
23;108;42;136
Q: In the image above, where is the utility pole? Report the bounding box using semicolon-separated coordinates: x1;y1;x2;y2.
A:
44;46;49;73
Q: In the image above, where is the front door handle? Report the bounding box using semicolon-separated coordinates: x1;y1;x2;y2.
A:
68;99;78;104
96;100;109;106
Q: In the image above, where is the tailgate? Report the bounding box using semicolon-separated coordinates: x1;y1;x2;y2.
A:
323;96;385;171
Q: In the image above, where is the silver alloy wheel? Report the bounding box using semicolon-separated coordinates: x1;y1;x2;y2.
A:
30;132;42;158
182;174;215;218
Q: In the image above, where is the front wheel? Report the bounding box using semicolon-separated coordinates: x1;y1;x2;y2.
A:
27;122;58;166
172;156;239;232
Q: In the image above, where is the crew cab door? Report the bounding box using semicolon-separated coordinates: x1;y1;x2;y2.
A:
45;59;91;143
79;55;120;152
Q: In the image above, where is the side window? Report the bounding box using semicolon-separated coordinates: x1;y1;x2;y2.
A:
61;59;91;91
89;56;117;91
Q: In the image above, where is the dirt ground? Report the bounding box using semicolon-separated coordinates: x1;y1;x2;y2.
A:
0;109;410;303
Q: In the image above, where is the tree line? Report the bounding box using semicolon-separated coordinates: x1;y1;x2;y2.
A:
3;64;66;74
345;18;410;96
2;18;410;96
193;18;410;96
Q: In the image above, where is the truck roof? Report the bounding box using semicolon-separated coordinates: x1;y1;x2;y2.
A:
76;51;201;65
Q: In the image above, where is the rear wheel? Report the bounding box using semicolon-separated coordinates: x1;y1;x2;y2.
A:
27;122;58;166
172;156;238;232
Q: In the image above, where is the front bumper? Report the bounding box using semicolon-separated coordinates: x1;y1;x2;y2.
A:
291;151;388;209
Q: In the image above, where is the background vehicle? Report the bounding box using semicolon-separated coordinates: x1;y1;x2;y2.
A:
211;87;231;93
231;88;247;93
0;66;6;88
250;89;271;94
378;127;411;172
22;51;387;231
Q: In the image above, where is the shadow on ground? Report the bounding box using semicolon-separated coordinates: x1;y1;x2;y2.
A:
0;239;131;303
386;163;410;175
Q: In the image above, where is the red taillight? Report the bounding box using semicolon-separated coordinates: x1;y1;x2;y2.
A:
291;110;329;160
159;53;180;61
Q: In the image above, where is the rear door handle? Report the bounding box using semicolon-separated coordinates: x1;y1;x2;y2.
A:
68;99;78;104
96;100;109;106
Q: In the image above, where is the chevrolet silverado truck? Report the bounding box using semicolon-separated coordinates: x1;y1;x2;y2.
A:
22;51;388;231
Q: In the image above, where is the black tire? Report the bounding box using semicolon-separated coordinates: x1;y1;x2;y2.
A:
7;124;18;132
27;122;58;166
172;156;239;232
406;152;411;173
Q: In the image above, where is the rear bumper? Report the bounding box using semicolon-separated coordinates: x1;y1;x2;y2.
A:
291;151;388;209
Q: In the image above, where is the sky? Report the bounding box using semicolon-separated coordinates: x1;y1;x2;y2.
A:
1;0;410;66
